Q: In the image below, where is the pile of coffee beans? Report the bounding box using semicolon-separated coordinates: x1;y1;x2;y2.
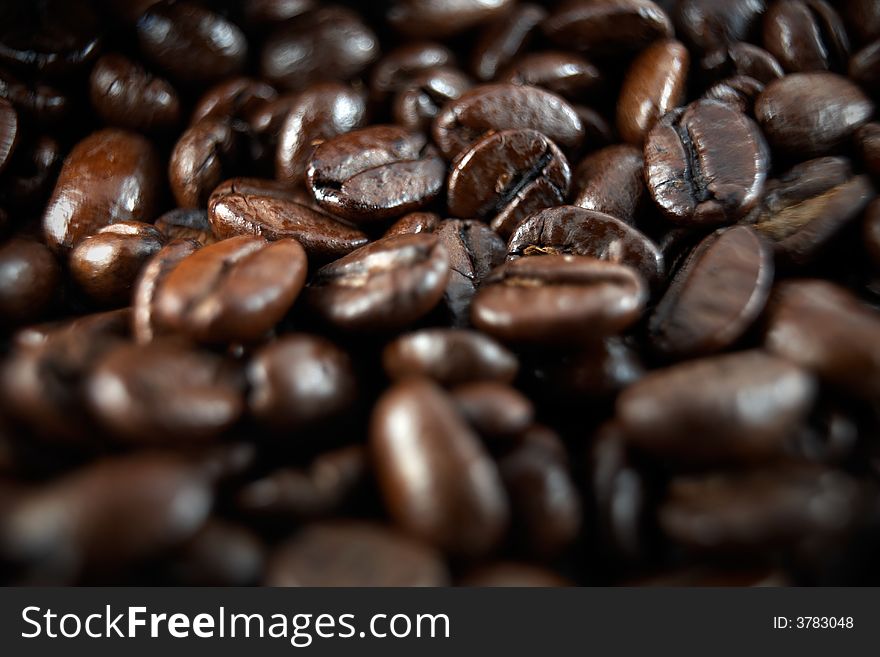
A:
1;0;879;586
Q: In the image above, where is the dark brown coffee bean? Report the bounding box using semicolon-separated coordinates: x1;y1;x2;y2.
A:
458;562;571;586
137;1;247;83
763;0;850;73
275;82;368;186
452;381;534;439
89;53;180;132
472;255;648;343
648;226;773;357
856;123;880;180
307;233;449;332
42;129;161;253
529;338;644;399
617;350;816;464
571;145;646;223
701;74;765;113
369;42;456;104
866;199;880;268
392;67;472;133
747;157;875;264
498;51;602;101
471;3;547;82
507;206;665;288
660;465;870;552
544;0;673;57
371;378;509;556
849;39;880;91
764;279;880;402
436;218;506;326
432;83;585;159
387;0;514;39
265;520;449;586
70;221;166;307
261;7;378;90
701;41;784;83
153;235;308;343
247;334;356;431
1;134;60;209
208;187;369;261
674;0;766;53
169;118;238;209
0;97;18;175
645;99;768;226
447;129;571;238
86;340;243;444
0;68;68;124
154;209;216;246
162;520;264;586
617;39;689;145
383;211;441;237
755;72;874;157
383;328;518;386
0;238;59;326
132;239;201;345
190;77;277;126
842;0;880;45
307;126;445;222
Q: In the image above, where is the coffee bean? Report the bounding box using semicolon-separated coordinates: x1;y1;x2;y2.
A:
370;378;509;556
645;99;768;226
247;334;357;431
89;53;180;132
746;157;875;264
153;235;308;343
370;42;456;104
674;0;766;53
169;118;238;209
471;3;548;81
764;279;880;402
0;68;68;124
447;129;571;237
617;39;689;145
648;226;773;357
387;0;514;39
755;72;874;157
499;51;602;101
70;221;166;307
571;145;646;223
573;104;615;151
0;238;59;326
432;83;585;159
763;0;850;73
307;125;445;222
472;255;647;343
137;1;247;83
265;521;449;586
307;233;449;332
1;134;60;209
507;206;665;288
383;211;441;237
701;41;784;83
392;67;472;133
617;350;816;464
86;340;243;444
458;563;571;586
866;199;880;268
452;381;535;439
701;74;765;113
162;520;264;586
0;97;18;175
154;209;215;246
242;0;315;26
842;0;880;45
383;328;519;386
42;129;161;252
856;123;880;180
849;39;880;91
190;77;277;126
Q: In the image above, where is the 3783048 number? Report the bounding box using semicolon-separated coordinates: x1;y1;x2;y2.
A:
796;617;853;629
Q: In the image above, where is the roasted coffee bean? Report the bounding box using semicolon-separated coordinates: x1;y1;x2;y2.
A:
383;328;518;386
702;74;765;113
191;77;277;126
275;82;368;186
153;235;308;343
452;381;534;439
857;123;880;179
0;68;69;124
86;341;243;444
617;39;689;145
370;378;509;556
137;1;247;83
42;129;161;252
660;465;871;552
265;521;449;586
383;211;441;237
386;0;514;39
529;338;644;399
162;520;264;587
307;234;449;332
763;0;849;73
392;67;472;133
617;350;816;464
0;134;61;209
154;208;215;246
674;0;766;53
261;7;378;90
132;239;200;345
0;238;59;326
571;145;646;223
507;206;665;288
208;185;369;261
543;0;673;57
866;199;880;268
235;445;368;520
0;97;17;175
89;53;180;132
369;42;456;104
70;221;166;306
247;334;356;431
645;99;768;226
169;118;238;209
471;3;547;82
435;218;506;326
432;83;584;159
459;563;571;586
307;126;445;222
447;129;571;237
764;279;880;402
842;0;880;45
471;255;647;344
648;226;773;357
498;51;602;101
701;41;784;83
849;39;880;91
746;157;875;264
242;0;315;25
755;72;874;157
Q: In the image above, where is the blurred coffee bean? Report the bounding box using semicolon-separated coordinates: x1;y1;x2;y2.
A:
370;42;456;105
162;520;264;586
0;238;59;326
701;41;784;83
153;209;215;246
866;199;880;269
452;381;534;439
471;3;547;81
169;118;238;209
386;0;514;39
674;0;766;54
856;123;880;180
1;134;61;209
571;145;646;223
701;74;765;113
849;39;880;91
383;211;441;237
392;67;472;133
242;0;315;25
841;0;880;45
499;51;602;101
763;0;849;73
0;97;18;175
191;77;277;126
529;338;644;400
